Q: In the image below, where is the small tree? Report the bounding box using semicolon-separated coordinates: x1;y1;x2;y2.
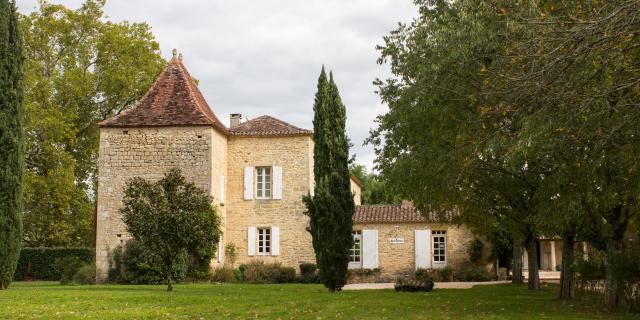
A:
0;0;24;290
120;168;221;291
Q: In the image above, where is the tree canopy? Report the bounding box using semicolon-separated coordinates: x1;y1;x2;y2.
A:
20;0;165;246
120;168;222;291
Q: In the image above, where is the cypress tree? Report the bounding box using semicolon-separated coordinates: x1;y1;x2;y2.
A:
304;67;354;292
0;0;24;290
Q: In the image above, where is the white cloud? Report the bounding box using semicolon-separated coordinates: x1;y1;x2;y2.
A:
17;0;417;171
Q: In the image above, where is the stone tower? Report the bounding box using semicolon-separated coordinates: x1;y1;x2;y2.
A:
95;54;228;281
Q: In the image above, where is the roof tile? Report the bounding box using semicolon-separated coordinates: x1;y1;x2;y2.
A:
229;115;311;137
99;58;227;132
353;204;440;223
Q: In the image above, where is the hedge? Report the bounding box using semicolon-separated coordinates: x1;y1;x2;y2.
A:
14;247;94;281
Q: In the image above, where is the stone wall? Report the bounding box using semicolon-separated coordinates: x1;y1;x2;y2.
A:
95;126;218;281
353;222;477;278
224;135;315;268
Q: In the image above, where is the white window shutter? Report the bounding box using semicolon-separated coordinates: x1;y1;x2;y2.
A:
362;229;379;269
247;227;256;256
272;166;283;200
271;226;280;256
217;238;223;263
244;167;254;200
415;229;431;269
220;175;225;204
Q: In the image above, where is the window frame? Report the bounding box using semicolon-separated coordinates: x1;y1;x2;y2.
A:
348;230;362;269
257;227;271;255
432;230;447;266
255;166;273;199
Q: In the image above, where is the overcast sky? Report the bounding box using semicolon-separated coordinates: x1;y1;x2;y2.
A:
17;0;418;170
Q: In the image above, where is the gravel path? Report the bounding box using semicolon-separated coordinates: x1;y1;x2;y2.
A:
343;281;510;290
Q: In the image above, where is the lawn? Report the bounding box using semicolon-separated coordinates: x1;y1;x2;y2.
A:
0;282;634;319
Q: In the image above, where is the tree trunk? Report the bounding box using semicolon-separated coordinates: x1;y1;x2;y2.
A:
167;270;174;292
604;237;623;310
526;236;540;290
559;225;576;300
512;237;524;284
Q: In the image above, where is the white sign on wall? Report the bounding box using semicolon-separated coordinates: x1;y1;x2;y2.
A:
389;237;405;244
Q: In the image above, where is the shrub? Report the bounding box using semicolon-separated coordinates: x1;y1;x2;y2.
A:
299;263;319;283
56;256;86;285
212;266;237;283
121;239;187;285
72;264;96;285
186;247;214;282
453;265;495;282
14;247;94;281
108;245;125;283
240;261;296;284
394;277;434;292
225;244;237;267
468;239;484;264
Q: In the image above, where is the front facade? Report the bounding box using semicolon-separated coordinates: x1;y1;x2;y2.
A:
95;54;479;281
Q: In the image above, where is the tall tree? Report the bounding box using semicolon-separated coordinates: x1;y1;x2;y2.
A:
0;0;24;290
120;168;221;292
369;0;543;289
304;67;355;292
20;0;165;246
349;164;401;204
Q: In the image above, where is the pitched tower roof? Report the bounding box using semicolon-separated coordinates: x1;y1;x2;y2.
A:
99;55;227;132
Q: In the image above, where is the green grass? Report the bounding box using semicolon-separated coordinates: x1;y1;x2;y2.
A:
0;282;634;319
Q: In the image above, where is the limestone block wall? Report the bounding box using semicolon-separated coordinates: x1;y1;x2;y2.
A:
224;135;315;268
353;223;477;278
95;126;218;281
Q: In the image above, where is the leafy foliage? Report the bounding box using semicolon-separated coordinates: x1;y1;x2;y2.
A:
304;67;355;292
0;0;24;290
19;0;165;246
13;247;94;281
349;164;400;204
121;239;187;285
120;168;221;291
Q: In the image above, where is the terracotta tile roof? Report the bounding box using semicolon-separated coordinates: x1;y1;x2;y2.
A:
229;115;312;137
353;204;439;223
350;175;363;188
99;57;227;132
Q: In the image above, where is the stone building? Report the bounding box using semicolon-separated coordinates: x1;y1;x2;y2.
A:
95;54;481;281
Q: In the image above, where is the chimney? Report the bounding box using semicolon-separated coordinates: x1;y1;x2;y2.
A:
230;113;242;128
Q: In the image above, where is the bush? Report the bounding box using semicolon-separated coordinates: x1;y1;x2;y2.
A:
212;266;237;283
121;239;188;285
298;263;319;283
72;264;96;285
56;256;86;285
108;245;125;283
468;239;484;264
240;261;296;284
394;277;434;292
14;247;94;281
453;265;495;282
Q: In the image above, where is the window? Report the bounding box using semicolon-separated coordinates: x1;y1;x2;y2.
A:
349;231;362;267
258;227;271;255
432;230;446;264
256;167;272;199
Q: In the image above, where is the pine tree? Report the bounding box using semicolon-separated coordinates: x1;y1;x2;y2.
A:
304;67;354;292
0;0;24;290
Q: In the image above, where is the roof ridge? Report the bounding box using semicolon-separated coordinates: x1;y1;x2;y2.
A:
172;58;227;132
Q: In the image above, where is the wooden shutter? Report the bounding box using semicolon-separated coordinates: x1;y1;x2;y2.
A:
271;226;280;256
415;229;431;269
217;238;223;263
247;227;256;256
272;166;283;200
243;167;254;200
362;229;379;268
